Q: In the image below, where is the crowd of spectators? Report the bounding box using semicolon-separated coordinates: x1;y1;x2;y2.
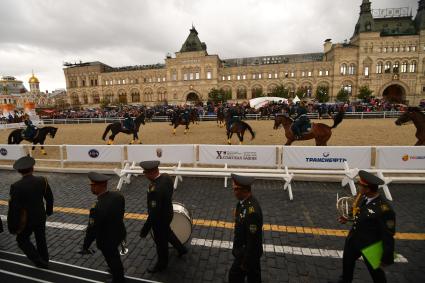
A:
1;98;423;124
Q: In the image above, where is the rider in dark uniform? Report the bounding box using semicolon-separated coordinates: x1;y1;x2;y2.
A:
80;172;127;283
227;106;239;132
291;101;309;140
22;116;37;139
122;113;134;131
229;174;263;283
139;160;188;273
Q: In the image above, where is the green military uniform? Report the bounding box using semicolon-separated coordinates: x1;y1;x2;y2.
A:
340;170;396;283
83;172;126;283
139;160;187;273
9;156;53;269
229;174;263;283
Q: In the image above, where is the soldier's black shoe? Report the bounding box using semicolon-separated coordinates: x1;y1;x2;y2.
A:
178;247;188;258
33;258;49;269
147;265;166;273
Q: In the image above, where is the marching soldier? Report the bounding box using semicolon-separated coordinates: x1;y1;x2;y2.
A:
9;156;54;268
229;173;263;283
79;172;126;283
139;160;187;273
334;170;396;283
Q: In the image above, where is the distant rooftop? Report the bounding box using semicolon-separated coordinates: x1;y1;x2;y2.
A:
63;61;166;72
222;52;324;67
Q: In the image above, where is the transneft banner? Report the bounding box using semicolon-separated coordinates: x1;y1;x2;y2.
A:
66;145;123;163
0;145;26;160
198;145;277;167
283;146;371;169
376;146;425;169
127;145;195;164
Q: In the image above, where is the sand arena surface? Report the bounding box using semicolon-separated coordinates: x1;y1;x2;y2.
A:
0;118;418;146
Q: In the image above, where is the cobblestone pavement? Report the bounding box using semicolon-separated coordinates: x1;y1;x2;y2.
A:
0;170;424;283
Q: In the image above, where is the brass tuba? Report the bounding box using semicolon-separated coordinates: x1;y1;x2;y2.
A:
119;240;129;256
336;193;362;221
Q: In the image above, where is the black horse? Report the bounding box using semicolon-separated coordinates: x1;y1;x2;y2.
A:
102;113;145;145
8;126;58;155
170;114;191;135
225;113;255;145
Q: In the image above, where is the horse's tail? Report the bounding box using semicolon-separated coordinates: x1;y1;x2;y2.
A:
331;111;345;129
102;124;112;140
242;121;255;140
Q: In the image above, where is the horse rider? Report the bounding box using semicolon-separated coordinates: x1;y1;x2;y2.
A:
182;106;190;123
291;101;310;140
122;113;134;131
22;116;38;139
226;106;239;132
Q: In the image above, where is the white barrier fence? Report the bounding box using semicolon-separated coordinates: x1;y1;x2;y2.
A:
0;144;424;201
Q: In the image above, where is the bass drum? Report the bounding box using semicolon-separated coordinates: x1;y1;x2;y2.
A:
170;202;192;244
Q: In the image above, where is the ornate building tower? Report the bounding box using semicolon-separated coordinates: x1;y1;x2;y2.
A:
29;71;40;95
353;0;375;36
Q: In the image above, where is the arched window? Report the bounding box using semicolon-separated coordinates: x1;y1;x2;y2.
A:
131;90;140;103
384;61;391;73
376;62;383;74
92;92;100;104
237;86;247;100
348;64;356;75
340;64;347;75
393;61;399;73
401;61;408;73
251;85;263;98
409;61;417;73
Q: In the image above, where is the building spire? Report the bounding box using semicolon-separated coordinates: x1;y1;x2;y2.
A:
415;0;425;31
352;0;375;37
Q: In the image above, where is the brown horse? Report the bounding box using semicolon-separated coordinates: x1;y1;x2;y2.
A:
273;111;344;145
395;107;425;145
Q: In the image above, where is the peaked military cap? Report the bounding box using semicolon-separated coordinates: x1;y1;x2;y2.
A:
13;156;35;170
231;173;255;187
88;172;111;183
358;170;384;186
140;160;160;171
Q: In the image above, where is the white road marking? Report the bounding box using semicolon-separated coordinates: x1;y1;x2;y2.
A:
190;238;409;263
0;215;409;264
0;269;54;283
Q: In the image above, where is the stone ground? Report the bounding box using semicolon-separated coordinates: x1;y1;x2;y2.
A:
0;170;424;283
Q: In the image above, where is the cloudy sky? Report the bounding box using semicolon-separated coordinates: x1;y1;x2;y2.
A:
0;0;417;92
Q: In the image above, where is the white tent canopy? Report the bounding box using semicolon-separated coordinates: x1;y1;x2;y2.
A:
249;97;288;109
292;95;300;103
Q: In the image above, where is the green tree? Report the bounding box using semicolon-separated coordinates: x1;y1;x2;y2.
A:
357;85;373;101
100;99;110;109
208;88;231;104
295;86;307;99
336;88;350;102
315;85;330;103
269;84;289;98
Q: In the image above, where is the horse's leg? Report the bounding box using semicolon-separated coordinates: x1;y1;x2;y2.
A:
40;141;47;155
184;124;189;135
237;132;243;145
228;132;234;145
134;131;141;144
108;134;115;145
173;124;177;135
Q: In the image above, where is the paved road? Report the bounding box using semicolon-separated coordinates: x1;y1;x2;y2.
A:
0;170;424;283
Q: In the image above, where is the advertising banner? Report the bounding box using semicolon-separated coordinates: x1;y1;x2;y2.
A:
376;146;425;170
199;145;277;167
283;146;371;169
127;145;195;164
65;145;123;163
0;145;26;160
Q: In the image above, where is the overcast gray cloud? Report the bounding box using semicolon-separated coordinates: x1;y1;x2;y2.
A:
0;0;417;91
